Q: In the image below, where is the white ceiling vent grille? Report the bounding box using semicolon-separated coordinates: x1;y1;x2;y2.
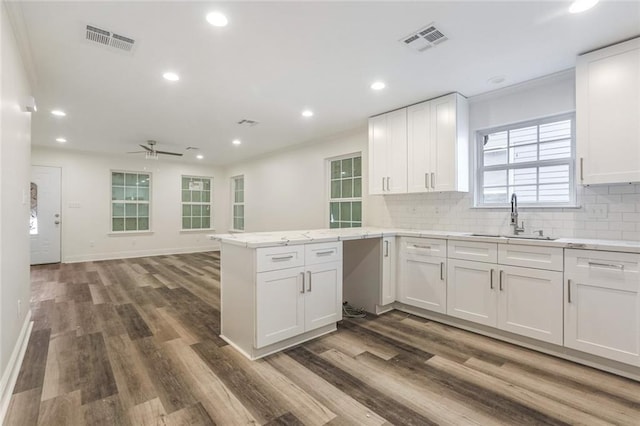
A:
400;23;448;52
237;119;259;127
85;25;136;53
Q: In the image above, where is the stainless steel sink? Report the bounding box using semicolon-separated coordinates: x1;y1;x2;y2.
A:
467;233;556;241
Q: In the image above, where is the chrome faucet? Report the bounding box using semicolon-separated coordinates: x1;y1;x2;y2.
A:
510;193;525;235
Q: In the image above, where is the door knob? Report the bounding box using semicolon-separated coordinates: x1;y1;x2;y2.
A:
54;220;60;225
55;213;60;218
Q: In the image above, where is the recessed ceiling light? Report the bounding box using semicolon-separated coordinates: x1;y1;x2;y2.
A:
55;137;67;143
206;11;228;27
232;139;241;145
569;0;599;13
487;75;507;85
51;109;66;117
371;81;386;91
163;72;180;81
196;154;204;160
302;110;314;118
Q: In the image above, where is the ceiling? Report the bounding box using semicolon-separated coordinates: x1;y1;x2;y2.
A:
11;1;640;166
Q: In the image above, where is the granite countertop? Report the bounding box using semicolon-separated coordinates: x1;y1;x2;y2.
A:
210;227;640;254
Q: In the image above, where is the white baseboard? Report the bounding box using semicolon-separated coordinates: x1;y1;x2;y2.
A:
0;310;33;424
63;244;220;263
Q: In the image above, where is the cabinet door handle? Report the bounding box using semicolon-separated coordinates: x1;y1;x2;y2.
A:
307;271;312;292
567;279;572;303
386;177;391;191
384;240;389;257
300;272;305;294
588;261;624;270
272;255;294;261
580;157;584;181
499;270;504;291
382;177;385;191
431;172;435;189
490;269;494;289
425;173;429;189
440;262;444;280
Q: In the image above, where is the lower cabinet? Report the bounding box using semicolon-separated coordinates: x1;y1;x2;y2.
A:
398;237;447;313
256;261;341;348
447;259;563;345
564;249;640;366
380;237;397;306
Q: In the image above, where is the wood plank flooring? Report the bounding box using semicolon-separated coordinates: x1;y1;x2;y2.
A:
5;252;640;425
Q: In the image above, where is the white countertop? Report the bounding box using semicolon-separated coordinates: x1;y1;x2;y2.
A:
210;227;640;254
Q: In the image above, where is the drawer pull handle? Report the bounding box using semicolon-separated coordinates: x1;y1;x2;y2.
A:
440;262;444;280
300;272;305;294
272;255;294;261
411;244;431;250
587;261;624;270
567;279;572;303
316;250;334;256
490;269;494;289
307;271;312;292
499;270;504;291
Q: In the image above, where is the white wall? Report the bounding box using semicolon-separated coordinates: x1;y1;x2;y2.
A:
222;128;367;232
0;0;32;411
367;71;640;241
31;147;225;262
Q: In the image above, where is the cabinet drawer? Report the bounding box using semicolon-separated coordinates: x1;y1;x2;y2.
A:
498;244;563;271
305;242;342;266
448;240;498;263
256;245;305;272
400;237;446;258
565;249;640;280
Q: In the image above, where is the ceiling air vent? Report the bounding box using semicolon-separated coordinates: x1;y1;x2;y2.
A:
237;119;259;127
400;23;448;53
85;25;136;53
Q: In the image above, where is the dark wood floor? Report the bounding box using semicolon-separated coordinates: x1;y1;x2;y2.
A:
5;252;640;425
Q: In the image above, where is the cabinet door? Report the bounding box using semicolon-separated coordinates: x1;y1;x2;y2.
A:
305;262;342;332
577;37;640;185
256;267;305;348
431;93;469;192
380;237;397;306
398;253;446;313
407;100;432;193
386;108;408;193
497;266;563;345
565;267;640;365
447;259;497;327
368;114;388;195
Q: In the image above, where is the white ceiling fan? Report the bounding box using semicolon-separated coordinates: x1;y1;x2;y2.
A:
128;140;183;159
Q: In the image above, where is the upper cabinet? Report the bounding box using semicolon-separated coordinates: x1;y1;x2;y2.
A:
368;108;408;194
369;92;469;195
576;37;640;185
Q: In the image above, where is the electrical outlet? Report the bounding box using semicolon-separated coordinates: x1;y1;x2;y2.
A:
89;240;94;247
586;204;608;219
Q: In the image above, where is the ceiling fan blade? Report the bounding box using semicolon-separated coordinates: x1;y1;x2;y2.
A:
127;150;146;154
139;144;153;152
155;150;183;156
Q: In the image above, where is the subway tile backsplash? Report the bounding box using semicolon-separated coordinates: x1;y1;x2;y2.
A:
367;183;640;241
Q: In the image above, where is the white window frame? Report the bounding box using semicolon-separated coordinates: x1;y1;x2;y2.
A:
327;152;363;228
231;175;244;232
181;175;213;231
110;170;152;233
475;113;577;208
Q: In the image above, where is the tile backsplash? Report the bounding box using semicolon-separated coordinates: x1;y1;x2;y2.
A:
367;183;640;241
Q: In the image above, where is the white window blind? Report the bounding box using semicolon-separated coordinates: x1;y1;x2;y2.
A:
476;113;576;207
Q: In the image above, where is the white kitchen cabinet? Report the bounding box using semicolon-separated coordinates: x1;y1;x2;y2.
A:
564;249;640;366
497;265;563;345
368;108;407;194
576;37;640;185
398;237;447;313
407;93;469;193
221;241;342;359
447;259;497;326
381;236;397;306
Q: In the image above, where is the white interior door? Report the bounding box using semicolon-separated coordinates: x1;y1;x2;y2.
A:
30;165;62;265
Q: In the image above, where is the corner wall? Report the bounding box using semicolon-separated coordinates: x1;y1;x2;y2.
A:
0;0;33;415
31;147;225;262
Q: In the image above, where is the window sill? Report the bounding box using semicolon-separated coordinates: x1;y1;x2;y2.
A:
228;229;244;234
180;228;216;234
472;205;582;210
108;231;155;236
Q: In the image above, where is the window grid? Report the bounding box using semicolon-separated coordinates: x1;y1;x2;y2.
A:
111;171;150;232
232;176;244;231
476;114;576;207
181;176;212;230
329;155;362;228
